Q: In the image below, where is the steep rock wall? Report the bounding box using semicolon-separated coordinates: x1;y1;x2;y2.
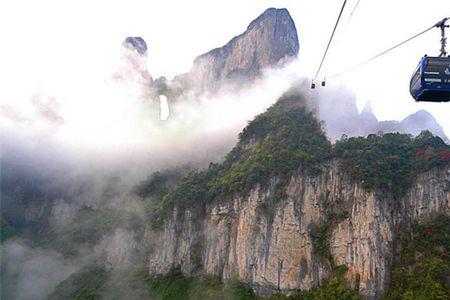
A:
148;162;450;299
179;8;299;94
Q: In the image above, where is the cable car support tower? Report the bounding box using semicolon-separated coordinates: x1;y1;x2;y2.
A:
437;17;449;57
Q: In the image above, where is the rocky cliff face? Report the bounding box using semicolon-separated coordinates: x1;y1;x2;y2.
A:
148;161;449;299
123;37;148;56
146;90;450;299
177;8;299;94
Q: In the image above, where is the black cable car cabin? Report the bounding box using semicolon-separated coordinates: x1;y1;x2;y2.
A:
410;56;450;102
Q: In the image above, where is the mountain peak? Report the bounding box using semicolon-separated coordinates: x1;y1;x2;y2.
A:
400;110;448;142
247;8;294;30
123;37;148;56
402;109;433;122
361;101;372;113
182;8;299;94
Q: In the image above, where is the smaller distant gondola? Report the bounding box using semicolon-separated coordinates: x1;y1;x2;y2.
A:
410;55;450;102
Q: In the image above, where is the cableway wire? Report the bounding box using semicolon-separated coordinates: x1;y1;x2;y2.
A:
313;0;348;80
348;0;361;22
328;17;450;79
340;0;363;52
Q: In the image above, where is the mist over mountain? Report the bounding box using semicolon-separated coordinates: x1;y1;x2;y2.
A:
382;110;448;142
145;7;299;100
133;7;446;141
314;89;449;142
1;6;449;300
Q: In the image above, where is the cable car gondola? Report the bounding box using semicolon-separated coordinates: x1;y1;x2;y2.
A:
410;18;450;102
310;1;449;103
410;55;450;102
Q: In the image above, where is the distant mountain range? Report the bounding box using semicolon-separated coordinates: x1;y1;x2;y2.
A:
317;95;449;142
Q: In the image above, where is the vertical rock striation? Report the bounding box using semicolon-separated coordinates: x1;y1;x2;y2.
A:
178;8;299;94
148;162;450;299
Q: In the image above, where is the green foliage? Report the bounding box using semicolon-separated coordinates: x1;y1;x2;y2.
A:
142;266;357;300
148;267;257;300
48;264;108;300
386;258;449;300
212;93;331;196
149;266;194;300
133;168;187;200
310;212;349;264
310;222;331;259
309;277;360;300
154;92;331;224
263;277;360;300
333;264;349;278
401;214;450;262
0;218;17;242
221;278;257;300
71;263;258;300
334;131;450;199
48;263;361;300
384;214;450;300
187;275;224;299
153;170;215;227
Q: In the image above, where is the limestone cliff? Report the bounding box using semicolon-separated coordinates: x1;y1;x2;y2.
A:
147;91;450;299
176;8;299;94
148;162;449;299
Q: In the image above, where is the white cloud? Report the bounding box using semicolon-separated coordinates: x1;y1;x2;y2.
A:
0;0;448;137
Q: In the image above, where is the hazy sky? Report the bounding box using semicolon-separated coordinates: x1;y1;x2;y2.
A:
1;0;449;136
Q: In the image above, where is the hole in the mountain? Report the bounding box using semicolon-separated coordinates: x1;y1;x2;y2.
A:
159;95;170;121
